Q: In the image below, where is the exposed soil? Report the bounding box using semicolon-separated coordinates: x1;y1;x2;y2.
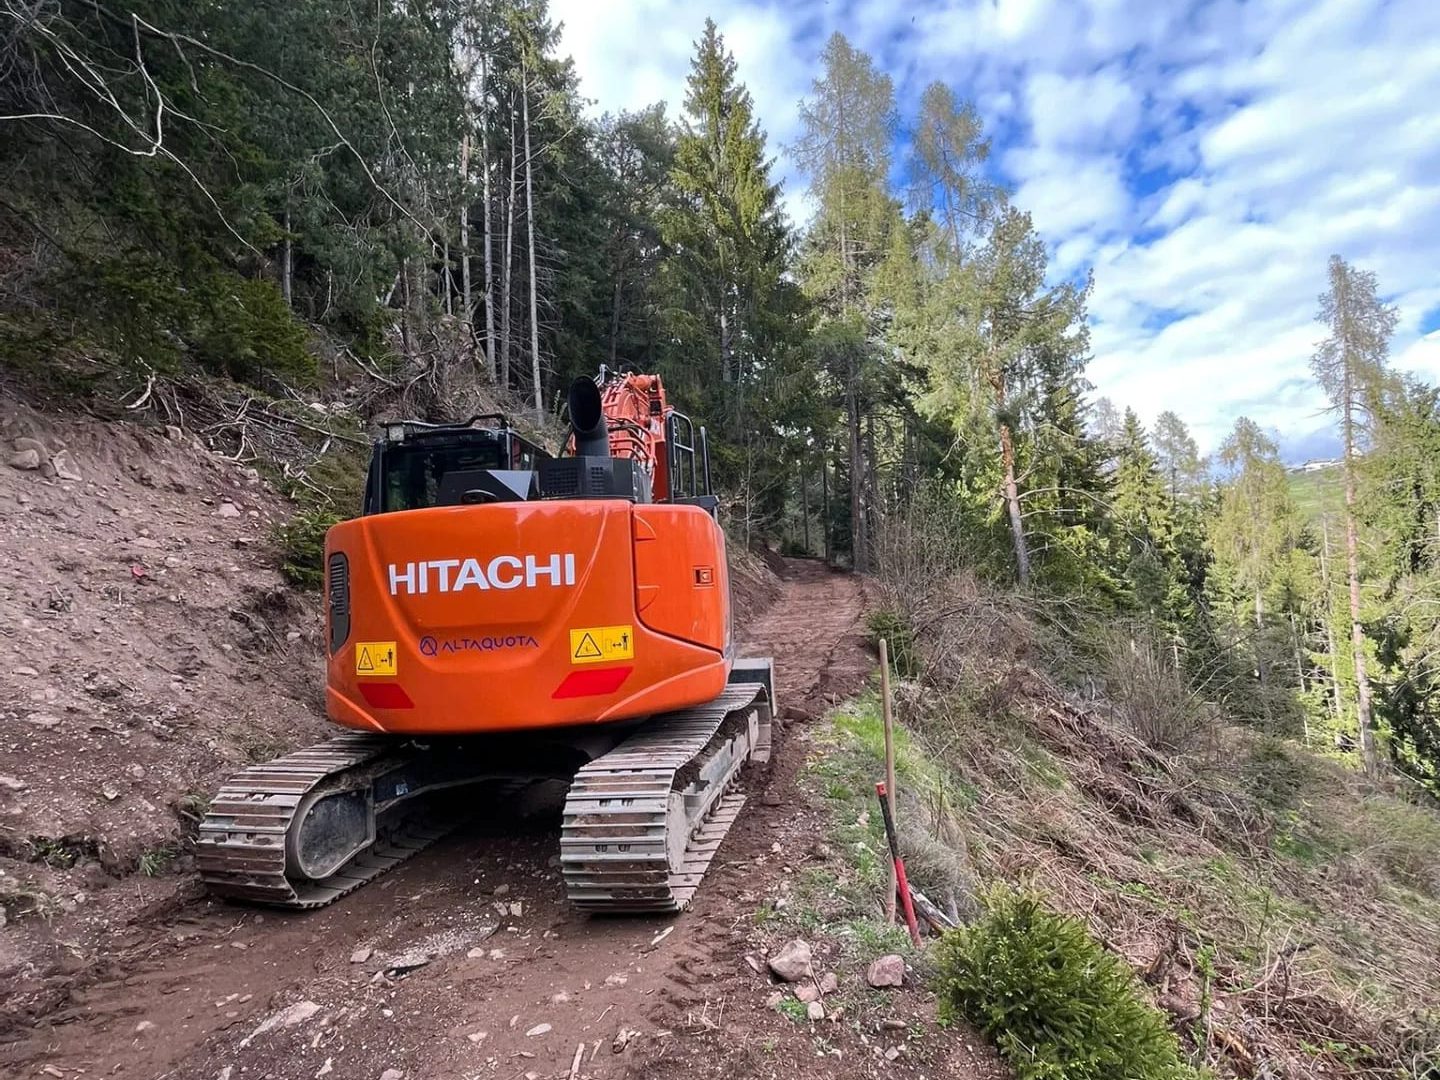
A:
0;404;1005;1080
0;403;330;1014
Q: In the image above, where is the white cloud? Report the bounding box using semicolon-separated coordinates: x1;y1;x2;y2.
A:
551;0;813;224
550;0;1440;456
1023;66;1141;149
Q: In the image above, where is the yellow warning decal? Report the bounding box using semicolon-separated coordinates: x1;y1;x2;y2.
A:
568;625;634;665
355;641;397;676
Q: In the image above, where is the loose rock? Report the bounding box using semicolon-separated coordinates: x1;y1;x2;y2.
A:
1;775;27;791
380;1071;404;1080
350;947;373;964
866;954;905;989
135;1020;156;1033
612;1028;640;1054
819;971;839;995
525;1023;552;1037
217;501;241;518
806;1000;825;1022
239;1000;321;1048
767;938;813;982
384;951;431;975
52;449;82;482
795;984;821;1004
6;448;41;471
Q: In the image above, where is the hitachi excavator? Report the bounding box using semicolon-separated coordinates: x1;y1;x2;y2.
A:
196;371;773;914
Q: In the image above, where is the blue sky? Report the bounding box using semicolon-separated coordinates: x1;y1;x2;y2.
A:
552;0;1440;460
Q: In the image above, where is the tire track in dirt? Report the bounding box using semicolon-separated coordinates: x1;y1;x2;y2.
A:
1;559;871;1080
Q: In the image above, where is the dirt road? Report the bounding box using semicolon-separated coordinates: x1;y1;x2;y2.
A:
3;560;888;1080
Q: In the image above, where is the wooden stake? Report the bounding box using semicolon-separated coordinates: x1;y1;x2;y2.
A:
880;638;897;923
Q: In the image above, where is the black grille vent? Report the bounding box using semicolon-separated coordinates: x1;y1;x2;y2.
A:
545;460;580;497
327;552;350;654
538;456;642;501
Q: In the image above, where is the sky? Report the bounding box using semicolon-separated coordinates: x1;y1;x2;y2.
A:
550;0;1440;461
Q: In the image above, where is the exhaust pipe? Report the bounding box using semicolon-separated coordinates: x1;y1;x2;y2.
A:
568;376;610;458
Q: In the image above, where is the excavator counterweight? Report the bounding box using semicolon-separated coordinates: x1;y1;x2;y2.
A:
197;372;773;913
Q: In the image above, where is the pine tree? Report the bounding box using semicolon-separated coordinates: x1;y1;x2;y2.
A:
1312;255;1398;772
666;20;784;391
1151;411;1205;502
1367;379;1440;789
918;208;1090;585
793;32;901;571
1111;410;1183;619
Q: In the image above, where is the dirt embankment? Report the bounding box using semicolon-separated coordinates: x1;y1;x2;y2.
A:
1;402;329;1016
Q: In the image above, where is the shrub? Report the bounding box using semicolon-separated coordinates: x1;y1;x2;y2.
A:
868;607;920;678
274;507;343;590
191;275;315;386
1099;621;1202;751
936;886;1196;1080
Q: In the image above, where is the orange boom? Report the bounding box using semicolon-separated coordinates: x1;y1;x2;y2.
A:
197;371;773;914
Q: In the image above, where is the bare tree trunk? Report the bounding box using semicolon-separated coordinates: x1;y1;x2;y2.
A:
500;101;517;391
1291;612;1309;743
442;237;453;316
459;130;472;349
999;421;1029;586
801;463;810;554
822;456;832;565
1320;517;1346;732
1254;590;1268;687
281;206;293;307
719;304;732;383
1339;359;1377;773
848;368;866;574
480;54;496;378
522;66;542;422
865;410;878;561
609;276;622;366
1344;455;1377;772
398;257;414;362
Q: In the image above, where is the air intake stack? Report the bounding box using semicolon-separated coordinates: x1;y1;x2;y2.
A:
539;375;649;502
568;377;611;458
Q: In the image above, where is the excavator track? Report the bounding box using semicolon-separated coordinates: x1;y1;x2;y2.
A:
561;680;772;913
196;734;448;909
200;667;773;914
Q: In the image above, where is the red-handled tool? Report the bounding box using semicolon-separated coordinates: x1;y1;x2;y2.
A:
876;781;923;946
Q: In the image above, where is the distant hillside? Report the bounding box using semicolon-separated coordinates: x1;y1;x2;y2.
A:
1287;461;1344;524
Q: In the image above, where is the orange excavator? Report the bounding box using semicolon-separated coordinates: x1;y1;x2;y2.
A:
197;371;774;913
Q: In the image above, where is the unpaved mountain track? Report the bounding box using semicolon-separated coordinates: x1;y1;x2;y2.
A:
1;559;884;1080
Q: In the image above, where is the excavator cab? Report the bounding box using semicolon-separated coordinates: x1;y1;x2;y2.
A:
362;415;550;512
